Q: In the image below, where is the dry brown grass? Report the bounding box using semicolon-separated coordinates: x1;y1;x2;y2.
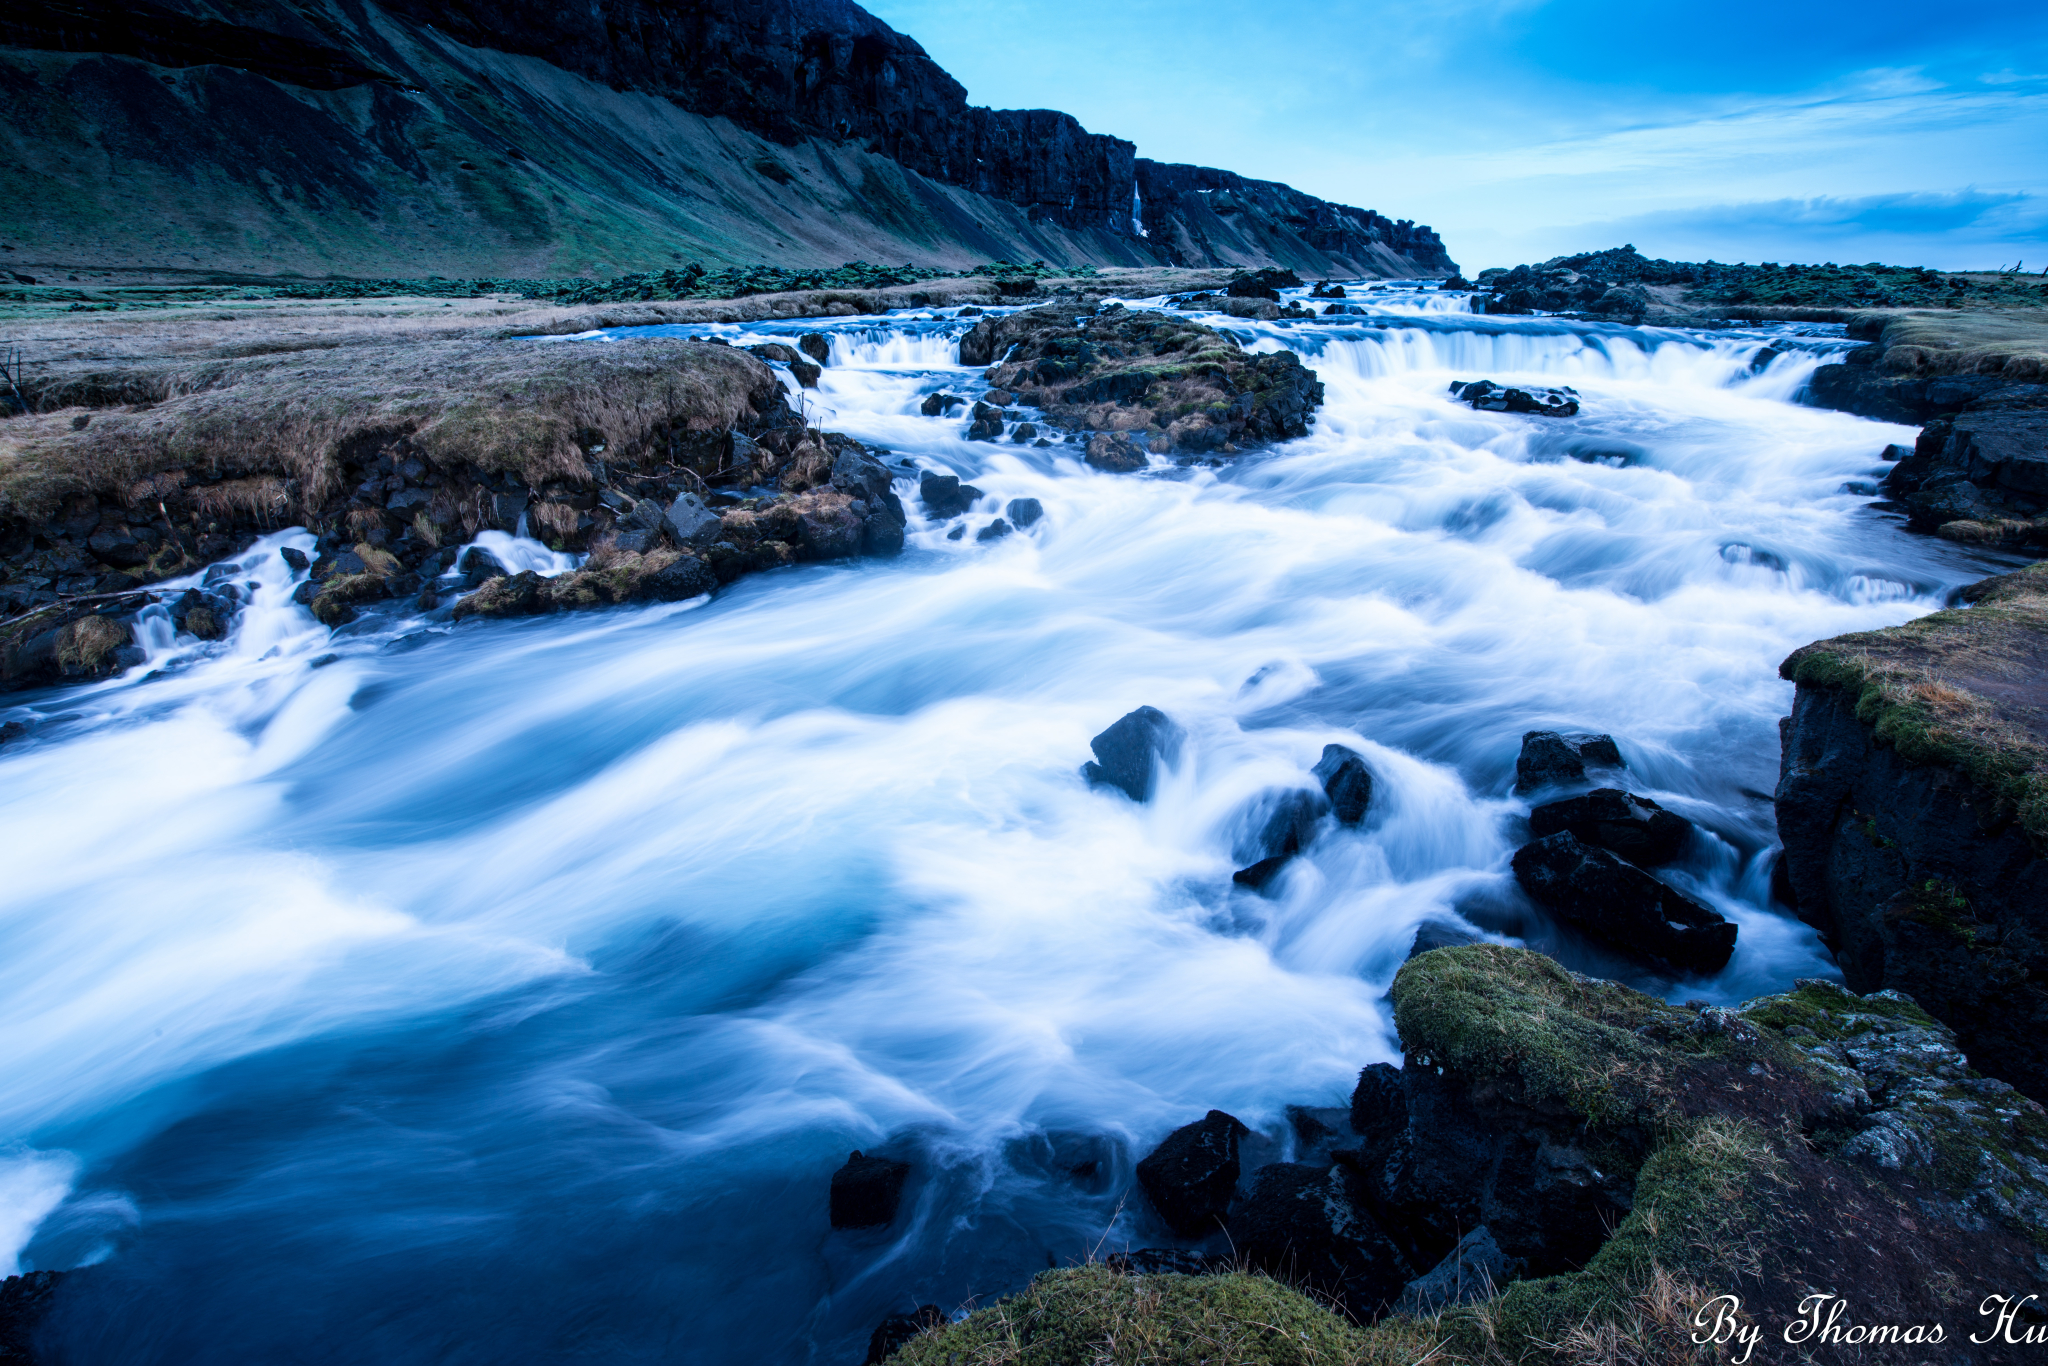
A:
1869;308;2048;379
1543;1268;1720;1366
0;336;780;521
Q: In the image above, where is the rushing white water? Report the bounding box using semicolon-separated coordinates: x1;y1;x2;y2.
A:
0;287;2024;1362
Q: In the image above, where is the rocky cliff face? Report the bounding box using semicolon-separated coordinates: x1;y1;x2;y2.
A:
1775;564;2048;1101
0;0;1453;279
1135;162;1452;278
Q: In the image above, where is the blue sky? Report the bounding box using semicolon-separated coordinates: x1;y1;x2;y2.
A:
863;0;2048;272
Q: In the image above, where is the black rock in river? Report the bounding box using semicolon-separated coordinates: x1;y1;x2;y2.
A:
829;1151;911;1229
1511;832;1736;975
1528;788;1691;865
1133;1109;1248;1238
1082;707;1185;804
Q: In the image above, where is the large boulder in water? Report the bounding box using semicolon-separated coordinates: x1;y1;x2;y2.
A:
1227;1163;1412;1318
1529;788;1691;865
918;470;982;519
1451;380;1580;417
1313;743;1373;824
830;1150;911;1229
1135;1109;1248;1237
1225;267;1300;301
1232;786;1329;891
1510;831;1735;974
960;304;1326;457
1513;730;1624;793
1082;706;1185;802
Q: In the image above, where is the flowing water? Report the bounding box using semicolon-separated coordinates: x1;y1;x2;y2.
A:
0;287;2025;1362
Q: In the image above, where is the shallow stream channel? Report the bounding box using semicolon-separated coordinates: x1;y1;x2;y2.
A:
0;282;2026;1362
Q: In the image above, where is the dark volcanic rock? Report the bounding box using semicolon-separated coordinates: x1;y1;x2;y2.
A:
918;471;982;519
1358;944;2048;1327
1227;1162;1411;1318
830;1150;911;1229
1392;1225;1523;1316
1224;267;1300;301
1776;568;2048;1100
1346;1061;1406;1177
919;392;965;417
1511;832;1736;975
797;333;831;366
662;491;723;546
1528;788;1691;865
864;1305;944;1364
1470;246;1694;318
960;305;1325;459
1004;497;1044;529
1135;1109;1248;1237
1876;385;2048;547
1407;921;1482;957
1231;787;1329;891
1084;432;1148;473
0;1269;64;1365
1313;743;1373;824
965;402;1004;442
1513;730;1623;793
1451;380;1580;417
1082;706;1185;803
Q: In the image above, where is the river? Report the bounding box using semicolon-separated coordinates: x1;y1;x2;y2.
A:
0;284;2022;1362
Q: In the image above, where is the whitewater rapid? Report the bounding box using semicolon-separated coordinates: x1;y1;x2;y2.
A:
0;286;2023;1362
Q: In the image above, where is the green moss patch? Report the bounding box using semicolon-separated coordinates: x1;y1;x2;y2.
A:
889;1265;1440;1366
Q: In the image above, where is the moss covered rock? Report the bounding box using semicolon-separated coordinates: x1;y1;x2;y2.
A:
882;948;2048;1364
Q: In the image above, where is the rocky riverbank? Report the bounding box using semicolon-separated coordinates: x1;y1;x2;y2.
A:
1471;247;2048;324
870;943;2047;1365
1801;310;2048;550
1776;562;2048;1102
0;293;1330;691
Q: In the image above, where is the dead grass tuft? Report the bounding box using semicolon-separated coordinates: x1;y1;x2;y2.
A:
1873;308;2048;379
0;337;782;521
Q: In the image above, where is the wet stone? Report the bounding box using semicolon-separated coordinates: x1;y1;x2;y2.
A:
1135;1109;1248;1237
1082;706;1184;803
830;1151;910;1229
1529;788;1691;865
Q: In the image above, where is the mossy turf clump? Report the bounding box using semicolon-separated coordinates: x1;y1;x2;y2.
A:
887;1266;1440;1366
1779;562;2048;847
1389;944;1680;1126
1386;944;1817;1134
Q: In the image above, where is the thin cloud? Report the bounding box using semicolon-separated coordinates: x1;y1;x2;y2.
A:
1577;191;2043;242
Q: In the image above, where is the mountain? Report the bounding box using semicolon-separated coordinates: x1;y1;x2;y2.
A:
0;0;1454;279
